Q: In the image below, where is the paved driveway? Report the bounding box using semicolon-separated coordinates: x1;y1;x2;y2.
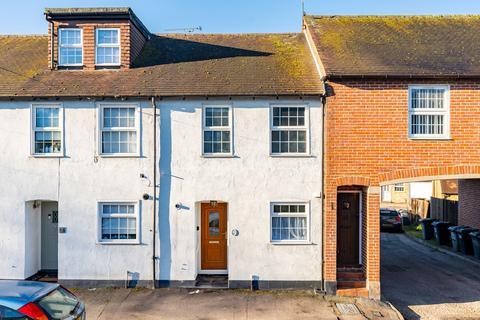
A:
381;232;480;320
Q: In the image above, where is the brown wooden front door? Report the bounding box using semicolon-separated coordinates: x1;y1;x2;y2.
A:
337;192;360;267
201;202;227;270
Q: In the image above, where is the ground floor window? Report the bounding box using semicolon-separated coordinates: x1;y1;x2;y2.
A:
98;202;139;243
271;203;309;242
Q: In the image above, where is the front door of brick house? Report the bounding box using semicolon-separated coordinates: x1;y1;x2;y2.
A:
337;192;360;267
201;202;227;270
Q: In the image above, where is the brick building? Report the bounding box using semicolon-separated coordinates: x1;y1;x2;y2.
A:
305;15;480;299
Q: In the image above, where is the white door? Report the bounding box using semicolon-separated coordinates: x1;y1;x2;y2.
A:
41;202;58;270
382;185;392;202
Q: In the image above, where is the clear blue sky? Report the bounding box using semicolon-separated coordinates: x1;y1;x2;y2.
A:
2;0;480;34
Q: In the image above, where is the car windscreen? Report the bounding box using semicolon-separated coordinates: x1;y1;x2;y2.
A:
37;287;79;319
380;210;398;217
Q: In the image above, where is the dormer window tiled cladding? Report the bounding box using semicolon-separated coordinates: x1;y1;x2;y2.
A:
45;7;150;70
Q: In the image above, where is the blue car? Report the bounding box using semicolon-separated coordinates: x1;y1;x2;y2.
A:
0;281;85;319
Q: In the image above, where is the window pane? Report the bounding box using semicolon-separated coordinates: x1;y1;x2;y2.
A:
102;131;136;154
209;212;220;236
272;107;305;128
271;130;307;154
104;107;135;128
411;88;445;109
60;29;81;45
203;130;231;154
60;47;82;65
97;29;119;44
35;130;61;154
410;114;444;136
96;47;120;65
36;107;59;128
271;216;307;241
205;107;229;127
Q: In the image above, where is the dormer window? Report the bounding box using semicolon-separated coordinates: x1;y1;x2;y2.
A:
96;28;121;66
58;28;83;66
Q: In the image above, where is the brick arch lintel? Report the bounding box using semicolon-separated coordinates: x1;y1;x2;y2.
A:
335;176;371;187
379;165;480;185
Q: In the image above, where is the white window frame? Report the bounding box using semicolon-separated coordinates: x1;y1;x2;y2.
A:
408;85;450;140
202;105;233;156
270;105;310;156
58;28;83;67
30;103;64;157
394;183;405;192
97;103;141;157
95;28;121;66
270;202;310;244
97;201;140;244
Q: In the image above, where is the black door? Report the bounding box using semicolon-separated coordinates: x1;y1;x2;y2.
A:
337;192;360;267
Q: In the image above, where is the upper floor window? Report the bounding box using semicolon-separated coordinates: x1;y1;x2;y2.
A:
96;29;120;66
271;106;309;155
31;104;63;156
271;203;309;243
408;85;450;139
58;28;83;66
202;106;232;155
99;104;139;156
394;183;405;192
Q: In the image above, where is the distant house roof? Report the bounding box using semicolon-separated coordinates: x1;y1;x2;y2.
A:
0;33;323;98
305;15;480;79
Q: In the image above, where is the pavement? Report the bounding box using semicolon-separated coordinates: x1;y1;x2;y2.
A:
381;232;480;320
70;287;401;320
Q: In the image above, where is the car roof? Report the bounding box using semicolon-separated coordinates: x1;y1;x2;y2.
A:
0;280;58;310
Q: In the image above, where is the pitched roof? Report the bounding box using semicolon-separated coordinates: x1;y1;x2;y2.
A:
0;33;323;98
305;15;480;78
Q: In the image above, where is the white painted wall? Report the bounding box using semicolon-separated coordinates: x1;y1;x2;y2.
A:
157;98;323;283
24;201;41;278
1;97;323;284
410;182;432;199
0;100;155;282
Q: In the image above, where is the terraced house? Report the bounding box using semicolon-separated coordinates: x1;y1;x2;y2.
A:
304;15;480;298
2;7;480;301
0;8;325;290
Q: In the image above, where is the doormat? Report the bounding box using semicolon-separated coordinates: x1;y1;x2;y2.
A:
336;303;361;315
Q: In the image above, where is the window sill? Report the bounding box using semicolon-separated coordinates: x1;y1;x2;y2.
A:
30;154;65;158
202;154;237;159
96;241;141;245
99;154;141;158
270;241;315;246
408;137;452;141
270;154;314;158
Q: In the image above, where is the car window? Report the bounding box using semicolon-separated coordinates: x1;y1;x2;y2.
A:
0;305;29;320
37;287;78;319
380;210;398;217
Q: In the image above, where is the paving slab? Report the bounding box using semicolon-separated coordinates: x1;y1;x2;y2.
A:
70;287;401;320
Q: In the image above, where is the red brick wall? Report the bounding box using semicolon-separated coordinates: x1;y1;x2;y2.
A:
48;19;146;70
458;179;480;229
324;80;480;291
